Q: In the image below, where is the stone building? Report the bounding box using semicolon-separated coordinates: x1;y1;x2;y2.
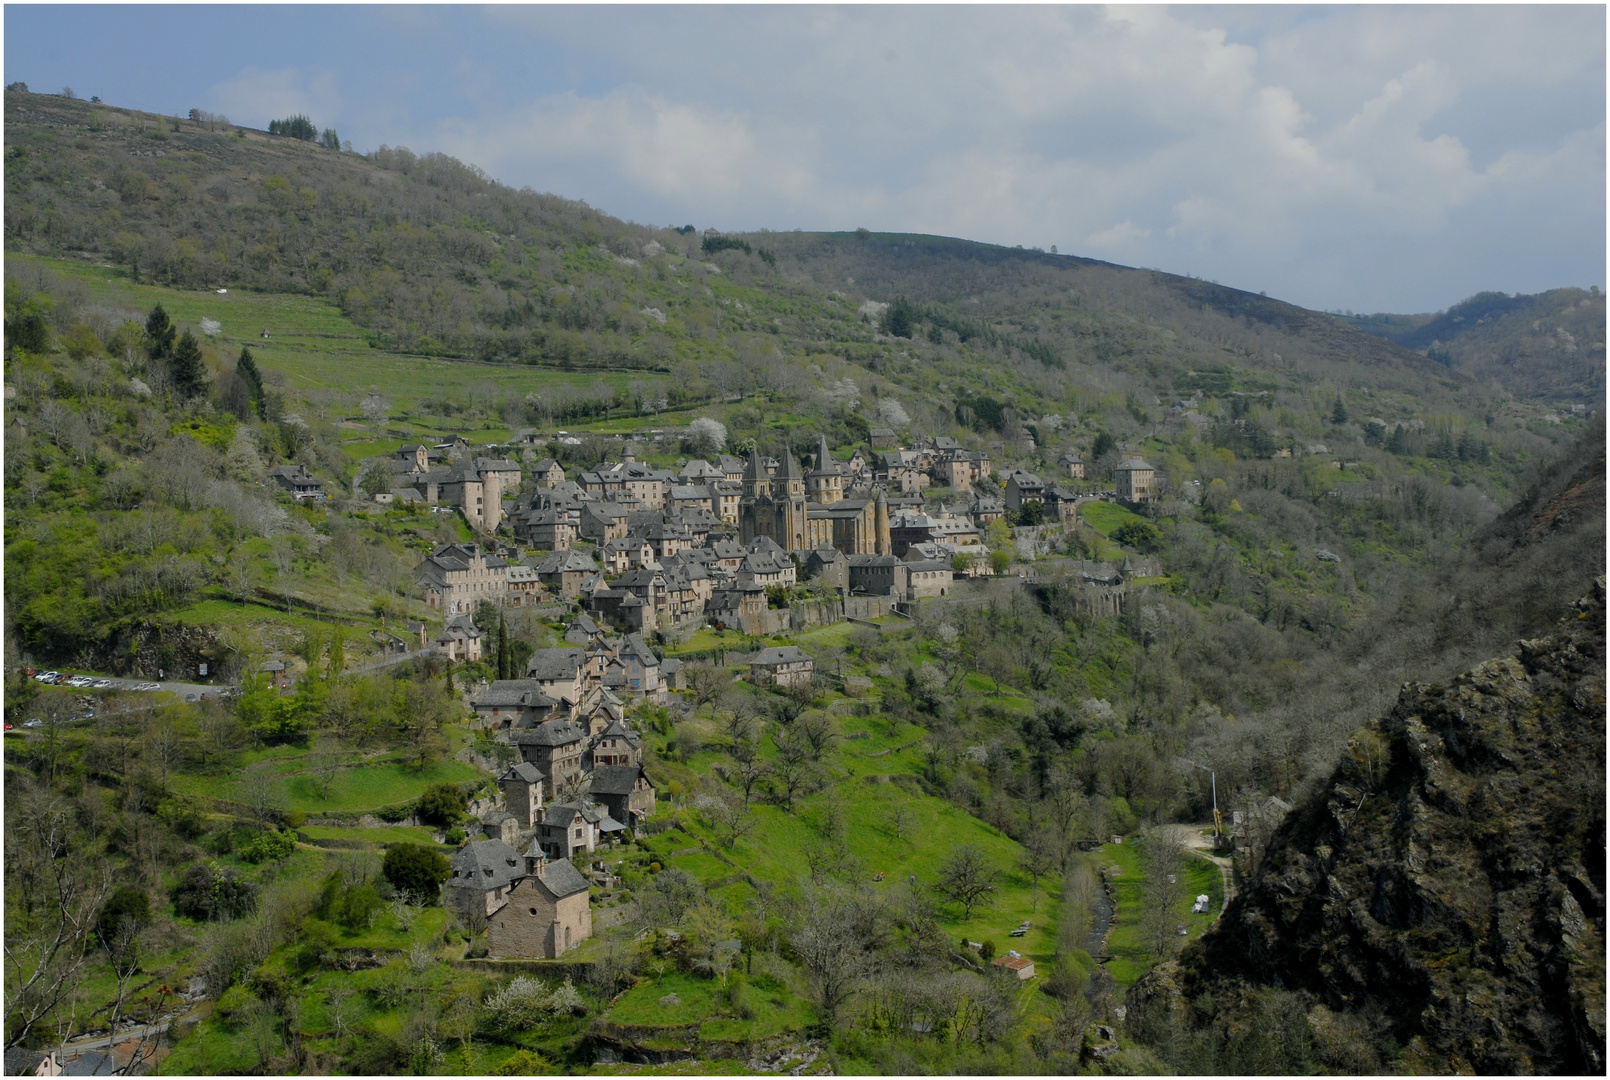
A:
739;438;888;556
750;645;814;688
486;857;591;960
445;839;526;920
514;718;588;786
589;764;657;825
1115;457;1157;503
499;762;546;828
415;543;510;615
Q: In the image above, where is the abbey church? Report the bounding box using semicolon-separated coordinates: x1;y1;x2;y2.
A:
740;435;891;556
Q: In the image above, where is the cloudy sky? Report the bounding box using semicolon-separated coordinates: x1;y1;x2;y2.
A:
7;5;1604;312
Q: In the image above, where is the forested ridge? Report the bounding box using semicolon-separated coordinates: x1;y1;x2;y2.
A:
3;86;1603;1075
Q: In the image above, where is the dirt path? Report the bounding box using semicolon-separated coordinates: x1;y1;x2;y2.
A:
1167;823;1236;918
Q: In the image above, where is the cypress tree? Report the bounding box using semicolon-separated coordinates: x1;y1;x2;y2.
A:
144;303;176;360
497;612;510;680
169;330;206;399
1330;398;1348;425
237;346;266;419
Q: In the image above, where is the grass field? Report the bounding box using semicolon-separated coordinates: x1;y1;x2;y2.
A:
1097;835;1224;988
170;749;482;816
9;254;671;412
1080;501;1149;537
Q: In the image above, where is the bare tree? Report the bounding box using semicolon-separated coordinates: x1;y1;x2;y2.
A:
237;761;280;831
796;711;837;757
791;888;876;1030
728;736;769;809
694;794;754;850
887;799;912;841
934;845;1000;921
768;724;818;810
311;736;346;801
684;662;729;713
147;720;183;791
1018;828;1061;902
4;792;113;1050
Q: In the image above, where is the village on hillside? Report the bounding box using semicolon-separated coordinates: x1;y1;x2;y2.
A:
257;426;1166;960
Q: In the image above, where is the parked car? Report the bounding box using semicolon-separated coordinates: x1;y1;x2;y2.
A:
23;719;42;728
65;675;94;688
3;723;13;731
34;671;59;683
91;678;113;688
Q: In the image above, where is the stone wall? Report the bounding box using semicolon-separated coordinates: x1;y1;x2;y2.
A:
488;876;592;960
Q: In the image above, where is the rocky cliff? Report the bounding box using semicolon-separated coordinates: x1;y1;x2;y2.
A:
1132;579;1606;1073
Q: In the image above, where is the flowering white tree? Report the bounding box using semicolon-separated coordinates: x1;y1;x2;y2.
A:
686;417;727;457
877;398;910;427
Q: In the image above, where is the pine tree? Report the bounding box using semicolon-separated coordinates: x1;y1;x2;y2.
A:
236;346;266;419
169;330;207;399
1386;424;1409;455
1330;398;1348;425
144;304;176;360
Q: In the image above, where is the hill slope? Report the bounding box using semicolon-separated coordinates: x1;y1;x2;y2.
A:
3;89;1507;438
1130;521;1606;1073
1340;289;1606;404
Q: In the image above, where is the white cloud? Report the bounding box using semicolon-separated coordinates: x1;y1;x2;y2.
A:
217;5;1601;310
204;67;342;130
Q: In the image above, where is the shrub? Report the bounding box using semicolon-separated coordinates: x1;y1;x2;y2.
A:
444;827;466;845
376;803;413;823
382;843;450;903
494;1049;550;1075
156;797;205;839
96;886;150;945
417;783;468;826
172;864;258;922
1111;519;1162;553
213;984;258;1025
238;828;297;864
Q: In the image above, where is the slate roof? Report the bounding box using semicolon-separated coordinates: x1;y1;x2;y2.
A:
753;645;812;666
448;840;524;893
525;648;586;681
474;680;558;709
534;858;589;898
501;762;545;784
514;719;586;747
590;764;647;796
1116;457;1155;471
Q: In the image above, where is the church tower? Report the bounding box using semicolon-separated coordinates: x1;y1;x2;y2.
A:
775;448;807;551
875;490;891;556
808;434;843;505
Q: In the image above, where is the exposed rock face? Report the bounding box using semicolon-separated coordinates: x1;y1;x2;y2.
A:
1136;580;1606;1073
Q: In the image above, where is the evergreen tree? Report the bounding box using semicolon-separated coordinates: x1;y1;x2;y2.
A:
1385;424;1409;455
169;330;206;399
497;611;511;680
236;346;266;419
1330;398;1348;425
144;303;176;361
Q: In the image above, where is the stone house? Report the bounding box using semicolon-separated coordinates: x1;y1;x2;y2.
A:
1115;457;1157;503
991;955;1036;980
804;545;848;593
531;458;566;487
847;553;909;597
445;839;526;920
532;801;622;861
579;502;630;542
708;582;767;628
903;558;954;599
869;427;899;449
269;464;325;500
523;648;587;705
587;718;643;769
480;810;521;845
486;857;591;960
1057;452;1085;479
750;645;814;688
1005;470;1047;511
434;616;484;662
537;550;599;600
415;543;510;615
499;762;546;828
472;680;562;730
588;763;657;825
519;509;576;550
514;718;588;785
